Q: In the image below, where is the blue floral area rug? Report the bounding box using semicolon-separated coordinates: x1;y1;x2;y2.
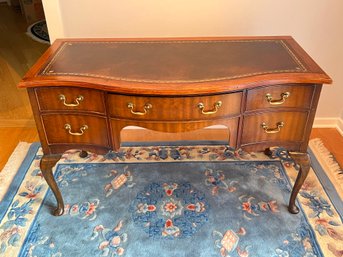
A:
0;143;342;257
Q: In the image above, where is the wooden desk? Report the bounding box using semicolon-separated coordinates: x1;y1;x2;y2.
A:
18;36;332;216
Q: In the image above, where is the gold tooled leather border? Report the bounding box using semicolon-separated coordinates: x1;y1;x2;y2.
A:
41;39;307;83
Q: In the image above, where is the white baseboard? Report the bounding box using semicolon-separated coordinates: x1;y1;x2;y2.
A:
336;118;343;136
313;117;338;128
313;117;343;135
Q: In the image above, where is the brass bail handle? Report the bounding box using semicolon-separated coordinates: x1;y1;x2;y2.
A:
64;124;88;136
265;92;290;105
198;101;222;115
127;103;152;116
59;94;84;107
261;121;284;134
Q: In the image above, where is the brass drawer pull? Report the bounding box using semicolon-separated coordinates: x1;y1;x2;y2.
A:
198;101;222;115
261;121;284;134
59;94;84;107
127;103;152;116
64;124;88;136
265;92;290;105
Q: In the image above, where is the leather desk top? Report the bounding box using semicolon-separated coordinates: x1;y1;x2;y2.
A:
19;36;332;95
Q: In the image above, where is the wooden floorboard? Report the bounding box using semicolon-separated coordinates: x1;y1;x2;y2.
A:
0;4;48;124
0;127;39;170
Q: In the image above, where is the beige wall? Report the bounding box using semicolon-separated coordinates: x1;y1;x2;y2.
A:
42;0;343;124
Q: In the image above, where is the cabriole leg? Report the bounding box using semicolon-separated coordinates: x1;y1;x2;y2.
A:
40;154;64;216
264;148;310;214
288;152;310;214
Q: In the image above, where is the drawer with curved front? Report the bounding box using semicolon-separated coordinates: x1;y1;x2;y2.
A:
107;92;242;121
35;87;106;114
41;114;110;146
241;111;309;145
246;84;314;111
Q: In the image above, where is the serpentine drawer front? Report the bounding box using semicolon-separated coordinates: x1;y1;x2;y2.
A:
18;36;332;216
107;92;242;121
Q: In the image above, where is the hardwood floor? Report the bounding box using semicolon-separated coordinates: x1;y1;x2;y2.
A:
0;127;39;170
0;3;48;126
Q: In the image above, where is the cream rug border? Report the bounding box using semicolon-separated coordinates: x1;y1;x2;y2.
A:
309;138;343;199
0;142;32;202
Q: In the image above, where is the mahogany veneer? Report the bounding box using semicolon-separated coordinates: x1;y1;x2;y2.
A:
18;36;332;216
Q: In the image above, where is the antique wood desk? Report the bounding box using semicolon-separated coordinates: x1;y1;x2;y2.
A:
18;36;332;216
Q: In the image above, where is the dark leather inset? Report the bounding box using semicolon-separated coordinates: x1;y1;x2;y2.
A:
40;40;306;83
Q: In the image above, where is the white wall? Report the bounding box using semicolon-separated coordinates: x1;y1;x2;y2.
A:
42;0;343;124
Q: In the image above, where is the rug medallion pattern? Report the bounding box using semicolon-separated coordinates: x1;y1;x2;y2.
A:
0;144;342;257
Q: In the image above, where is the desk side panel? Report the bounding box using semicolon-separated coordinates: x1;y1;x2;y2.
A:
27;88;50;154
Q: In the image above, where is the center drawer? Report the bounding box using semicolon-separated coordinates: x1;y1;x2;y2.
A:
107;92;242;121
